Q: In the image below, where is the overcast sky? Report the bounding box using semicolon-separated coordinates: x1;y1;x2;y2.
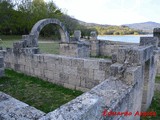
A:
45;0;160;25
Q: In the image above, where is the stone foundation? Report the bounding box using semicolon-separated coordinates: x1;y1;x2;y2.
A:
5;51;112;92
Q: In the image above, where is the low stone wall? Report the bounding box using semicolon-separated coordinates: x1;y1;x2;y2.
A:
2;43;158;120
59;41;90;58
0;91;45;119
0;49;5;77
40;78;141;120
90;39;138;57
39;45;156;120
4;51;112;92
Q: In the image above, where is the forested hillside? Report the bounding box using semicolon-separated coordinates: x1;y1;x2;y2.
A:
79;21;147;35
0;0;95;39
0;0;149;38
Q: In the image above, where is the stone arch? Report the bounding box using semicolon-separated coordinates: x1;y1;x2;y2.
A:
30;18;70;43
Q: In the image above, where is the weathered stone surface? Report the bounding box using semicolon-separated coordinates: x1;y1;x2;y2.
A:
0;51;4;77
2;27;158;120
0;92;45;120
90;40;99;56
110;63;124;77
74;30;81;41
140;37;158;48
124;66;142;85
30;18;70;43
90;31;97;40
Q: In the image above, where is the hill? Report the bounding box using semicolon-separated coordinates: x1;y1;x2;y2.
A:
78;20;145;35
125;22;160;33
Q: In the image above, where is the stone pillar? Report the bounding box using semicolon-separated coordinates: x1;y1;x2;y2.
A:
90;31;99;56
90;31;97;40
90;40;99;57
0;50;4;77
153;28;160;47
74;30;81;41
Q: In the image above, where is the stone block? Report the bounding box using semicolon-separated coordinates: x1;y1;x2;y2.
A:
140;37;158;48
71;58;84;67
0;63;4;68
117;46;154;65
44;69;54;80
34;68;42;77
61;57;72;66
90;31;97;40
77;42;90;58
55;64;63;73
46;62;55;70
94;70;105;81
89;69;94;79
14;64;20;71
77;67;89;78
24;66;30;75
59;43;77;57
85;79;98;89
74;30;81;41
110;63;124;77
0;68;4;77
112;53;117;63
68;75;80;86
63;66;77;75
80;77;86;87
99;60;111;71
5;62;11;68
0;57;4;63
59;73;69;83
76;86;89;92
0;92;45;120
64;83;76;90
84;59;99;69
124;66;142;85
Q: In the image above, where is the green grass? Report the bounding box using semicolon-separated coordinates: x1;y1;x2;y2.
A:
39;42;59;54
0;35;60;54
0;35;22;40
0;69;83;113
155;76;160;83
141;91;160;120
141;77;160;120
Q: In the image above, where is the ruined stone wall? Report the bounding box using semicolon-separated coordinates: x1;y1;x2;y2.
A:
39;45;156;120
0;49;5;77
4;51;112;92
2;44;157;120
90;39;138;57
0;92;45;119
59;41;90;58
1;26;158;120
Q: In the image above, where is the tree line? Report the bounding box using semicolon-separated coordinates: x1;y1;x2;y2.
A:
0;0;96;39
92;25;147;35
0;0;146;39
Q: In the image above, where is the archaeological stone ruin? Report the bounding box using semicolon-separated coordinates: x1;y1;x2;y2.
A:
0;18;160;120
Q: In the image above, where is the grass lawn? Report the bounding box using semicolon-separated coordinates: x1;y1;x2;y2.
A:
0;69;83;113
155;76;160;83
141;91;160;120
0;35;60;54
141;76;160;120
39;42;59;54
